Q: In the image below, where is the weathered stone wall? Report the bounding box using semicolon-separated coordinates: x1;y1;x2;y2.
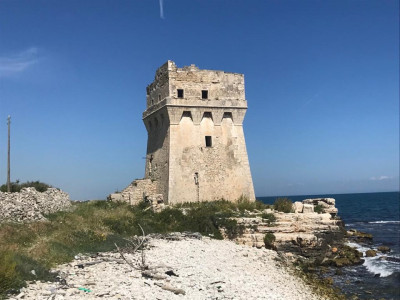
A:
144;61;246;111
146;61;170;108
143;106;170;199
168;62;245;102
0;187;71;223
168;113;255;203
109;179;159;206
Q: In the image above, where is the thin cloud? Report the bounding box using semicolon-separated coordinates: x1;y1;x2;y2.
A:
298;92;320;111
0;47;39;78
159;0;165;19
370;176;392;181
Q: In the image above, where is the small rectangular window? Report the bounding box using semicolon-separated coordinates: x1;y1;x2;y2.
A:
205;136;212;147
158;94;161;101
177;89;184;98
202;90;208;99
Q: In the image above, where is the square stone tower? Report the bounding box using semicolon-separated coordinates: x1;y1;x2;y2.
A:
142;61;255;204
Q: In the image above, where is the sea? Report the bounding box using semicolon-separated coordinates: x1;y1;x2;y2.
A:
258;192;400;300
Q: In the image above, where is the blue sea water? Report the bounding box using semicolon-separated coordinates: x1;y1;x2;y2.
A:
258;192;400;300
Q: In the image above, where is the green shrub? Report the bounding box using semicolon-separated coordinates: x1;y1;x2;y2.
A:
314;205;325;214
0;180;52;193
236;196;269;213
217;218;245;239
273;197;294;213
261;213;276;226
0;250;54;296
0;250;20;295
263;233;276;249
182;206;223;239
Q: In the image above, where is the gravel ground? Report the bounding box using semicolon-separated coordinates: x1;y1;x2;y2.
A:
10;237;323;300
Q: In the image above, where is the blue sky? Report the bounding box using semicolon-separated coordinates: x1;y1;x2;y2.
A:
0;0;398;200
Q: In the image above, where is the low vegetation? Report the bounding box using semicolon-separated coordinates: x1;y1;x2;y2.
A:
293;260;347;300
0;180;52;193
273;197;294;213
261;213;276;226
0;198;268;298
263;233;276;249
314;204;325;214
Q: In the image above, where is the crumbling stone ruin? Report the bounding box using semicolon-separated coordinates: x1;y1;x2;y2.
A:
0;187;71;222
110;61;255;205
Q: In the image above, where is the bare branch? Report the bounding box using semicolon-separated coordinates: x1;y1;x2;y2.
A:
114;223;148;271
114;242;141;270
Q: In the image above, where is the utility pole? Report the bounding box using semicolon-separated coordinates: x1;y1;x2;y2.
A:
7;115;11;192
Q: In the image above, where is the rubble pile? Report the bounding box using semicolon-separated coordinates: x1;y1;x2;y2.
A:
0;187;71;223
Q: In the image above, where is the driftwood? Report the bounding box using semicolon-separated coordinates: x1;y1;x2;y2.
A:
74;257;125;269
142;270;167;280
115;225;186;294
210;280;225;285
115;224;148;271
154;282;186;295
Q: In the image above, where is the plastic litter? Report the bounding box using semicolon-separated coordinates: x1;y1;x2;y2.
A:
78;287;92;293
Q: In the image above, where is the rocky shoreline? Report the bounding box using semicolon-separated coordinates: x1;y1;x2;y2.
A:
9;235;325;300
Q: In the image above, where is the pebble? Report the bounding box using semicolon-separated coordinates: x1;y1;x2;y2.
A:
9;237;323;300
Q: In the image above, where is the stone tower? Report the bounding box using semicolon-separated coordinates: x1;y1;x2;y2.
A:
142;61;255;204
110;61;255;205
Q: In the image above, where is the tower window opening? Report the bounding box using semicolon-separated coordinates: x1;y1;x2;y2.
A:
158;94;161;101
177;89;184;98
202;90;208;99
205;136;212;147
203;112;213;120
181;111;193;121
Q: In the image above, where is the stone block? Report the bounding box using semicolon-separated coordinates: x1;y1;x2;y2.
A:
302;204;314;214
293;202;303;213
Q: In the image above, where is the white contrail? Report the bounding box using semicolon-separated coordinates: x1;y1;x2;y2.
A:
159;0;165;19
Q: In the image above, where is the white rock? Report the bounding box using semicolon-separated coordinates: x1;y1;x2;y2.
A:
293;201;303;213
302;204;314;214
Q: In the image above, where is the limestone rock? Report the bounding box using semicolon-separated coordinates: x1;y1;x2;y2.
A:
233;198;343;259
302;204;314;214
303;198;338;216
293;201;303;213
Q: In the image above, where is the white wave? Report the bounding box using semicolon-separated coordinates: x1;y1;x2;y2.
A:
345;242;399;277
369;221;400;224
345;242;370;253
363;256;398;277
